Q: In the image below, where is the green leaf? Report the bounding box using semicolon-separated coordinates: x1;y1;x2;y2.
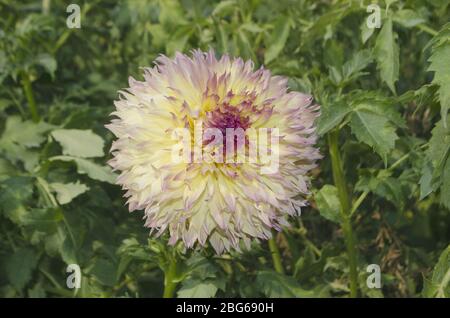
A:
236;29;255;61
342;49;373;81
421;117;450;207
360;20;375;44
317;102;351;136
159;0;187;28
419;160;436;200
256;271;316;298
422;245;450;298
21;208;62;233
212;0;236;17
1;116;52;148
166;26;193;56
35;53;57;78
350;106;398;162
441;159;450;208
49;156;116;183
50;181;89;205
264;17;291;64
393;9;425;28
177;279;219;298
427;116;450;171
358;171;405;209
90;258;118;287
428;26;450;124
0;176;34;224
374;18;399;94
315;185;341;224
0;116;52;171
5;248;38;290
51;129;105;158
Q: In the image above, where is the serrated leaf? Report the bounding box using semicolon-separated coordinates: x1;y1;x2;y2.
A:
374;176;405;209
360;20;375;44
51;129;105;158
441;159;450;208
236;29;255;61
342;49;373;80
1;116;53;147
419;160;436;200
159;0;187;27
0;176;34;224
422;245;450;298
350;108;398;162
264;17;291;64
90;258;118;287
5;248;38;290
315;185;341;223
0;116;52;171
393;9;426;28
177;279;219;298
49;156;116;183
256;271;316;298
50;181;89;205
166;26;193;56
21;208;62;233
421;117;450;207
35;53;57;78
428;30;450;124
427;117;450;170
374;18;399;94
317;102;351;136
212;0;236;17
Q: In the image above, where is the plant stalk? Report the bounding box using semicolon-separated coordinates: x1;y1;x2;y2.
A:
268;232;285;274
21;72;39;122
416;24;438;37
163;257;178;298
328;129;358;298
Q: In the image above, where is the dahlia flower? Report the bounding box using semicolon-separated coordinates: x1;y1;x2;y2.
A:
106;50;320;254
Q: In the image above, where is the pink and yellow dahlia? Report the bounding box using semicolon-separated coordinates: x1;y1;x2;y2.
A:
106;50;320;254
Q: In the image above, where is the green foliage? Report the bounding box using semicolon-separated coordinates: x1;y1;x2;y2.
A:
422;245;450;298
427;23;450;123
51;129;105;158
421;116;450;208
0;0;448;298
315;185;341;224
374;18;399;94
5;248;38;291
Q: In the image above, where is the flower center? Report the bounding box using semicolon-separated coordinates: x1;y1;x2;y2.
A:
203;102;252;163
206;103;251;135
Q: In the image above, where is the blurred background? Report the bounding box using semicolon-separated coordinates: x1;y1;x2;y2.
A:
0;0;449;298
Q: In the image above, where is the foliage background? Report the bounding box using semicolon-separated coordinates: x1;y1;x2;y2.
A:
0;0;449;298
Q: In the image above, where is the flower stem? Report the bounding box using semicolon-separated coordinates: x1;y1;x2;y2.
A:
328;129;358;298
416;24;438;37
163;256;178;298
21;72;39;122
268;232;285;274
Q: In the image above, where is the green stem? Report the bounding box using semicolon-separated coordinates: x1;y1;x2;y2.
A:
52;3;93;54
42;0;51;14
349;143;428;216
328;130;358;298
268;232;285;274
350;190;369;216
416;24;438;37
21;72;39;122
163;257;178;298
